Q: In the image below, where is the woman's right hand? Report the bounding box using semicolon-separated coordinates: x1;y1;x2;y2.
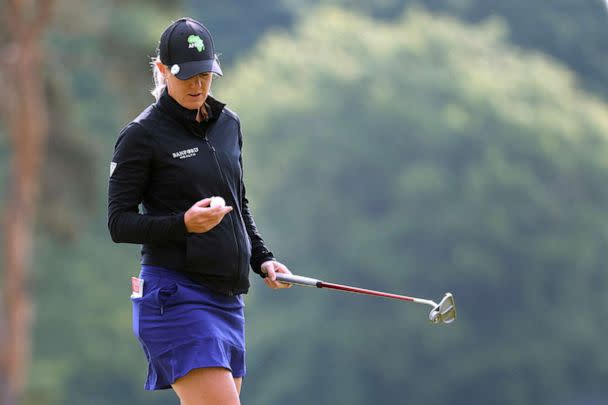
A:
184;198;233;233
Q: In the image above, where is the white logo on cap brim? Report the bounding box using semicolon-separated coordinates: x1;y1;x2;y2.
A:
171;64;180;75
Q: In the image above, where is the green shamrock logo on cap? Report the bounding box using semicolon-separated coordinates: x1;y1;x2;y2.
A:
187;35;205;52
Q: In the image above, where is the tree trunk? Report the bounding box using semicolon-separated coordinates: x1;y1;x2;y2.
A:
1;1;54;404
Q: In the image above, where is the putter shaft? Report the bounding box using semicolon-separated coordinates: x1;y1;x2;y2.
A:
274;273;455;324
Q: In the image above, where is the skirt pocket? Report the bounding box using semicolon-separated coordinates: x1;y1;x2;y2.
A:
132;279;179;340
157;283;178;315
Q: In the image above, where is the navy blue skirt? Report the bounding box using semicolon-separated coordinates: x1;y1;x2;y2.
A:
131;265;246;390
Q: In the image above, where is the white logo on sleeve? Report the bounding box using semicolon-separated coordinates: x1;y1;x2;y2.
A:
172;147;199;160
110;161;117;176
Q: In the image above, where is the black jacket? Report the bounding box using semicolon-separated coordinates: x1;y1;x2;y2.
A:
108;89;273;295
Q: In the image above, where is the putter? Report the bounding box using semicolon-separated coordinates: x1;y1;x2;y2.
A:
274;273;456;325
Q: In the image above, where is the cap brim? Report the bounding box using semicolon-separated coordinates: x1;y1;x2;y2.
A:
174;59;223;79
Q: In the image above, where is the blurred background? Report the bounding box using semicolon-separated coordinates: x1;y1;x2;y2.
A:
1;0;608;404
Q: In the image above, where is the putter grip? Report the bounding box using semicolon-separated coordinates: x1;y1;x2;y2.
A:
275;273;321;287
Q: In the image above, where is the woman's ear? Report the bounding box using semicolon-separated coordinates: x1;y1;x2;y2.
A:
156;61;168;77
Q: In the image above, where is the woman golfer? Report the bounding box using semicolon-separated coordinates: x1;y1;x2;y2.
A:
108;17;291;404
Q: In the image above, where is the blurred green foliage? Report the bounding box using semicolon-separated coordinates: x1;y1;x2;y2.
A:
218;8;608;404
189;0;608;101
7;1;608;404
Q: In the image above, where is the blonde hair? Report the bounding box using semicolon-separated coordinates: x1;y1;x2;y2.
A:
151;56;166;101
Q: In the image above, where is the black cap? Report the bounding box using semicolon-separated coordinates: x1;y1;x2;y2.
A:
158;17;223;79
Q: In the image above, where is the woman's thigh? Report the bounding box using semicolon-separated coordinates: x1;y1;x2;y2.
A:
234;377;242;395
172;367;240;405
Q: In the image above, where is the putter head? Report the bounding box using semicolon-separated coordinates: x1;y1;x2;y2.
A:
429;293;456;324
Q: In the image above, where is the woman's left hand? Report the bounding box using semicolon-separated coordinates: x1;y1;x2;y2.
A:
260;260;293;289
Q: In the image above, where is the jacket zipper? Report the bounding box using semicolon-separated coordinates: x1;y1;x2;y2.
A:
204;136;241;295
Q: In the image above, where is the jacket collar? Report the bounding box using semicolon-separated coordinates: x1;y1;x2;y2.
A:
156;87;226;129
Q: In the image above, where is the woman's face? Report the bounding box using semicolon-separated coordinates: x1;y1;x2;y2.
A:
157;62;213;111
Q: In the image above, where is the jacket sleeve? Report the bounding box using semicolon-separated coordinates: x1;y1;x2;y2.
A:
107;123;187;244
238;123;275;276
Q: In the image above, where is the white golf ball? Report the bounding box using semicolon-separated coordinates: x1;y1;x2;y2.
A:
210;196;226;208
